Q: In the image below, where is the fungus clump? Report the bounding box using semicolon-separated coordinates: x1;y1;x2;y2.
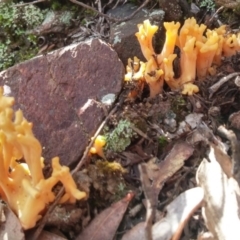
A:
125;17;240;97
0;87;86;229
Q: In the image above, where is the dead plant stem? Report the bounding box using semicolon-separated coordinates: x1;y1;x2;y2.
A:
32;102;120;240
69;0;151;23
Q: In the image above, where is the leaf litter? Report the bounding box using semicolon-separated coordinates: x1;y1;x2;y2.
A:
2;1;240;240
86;53;240;239
4;45;240;240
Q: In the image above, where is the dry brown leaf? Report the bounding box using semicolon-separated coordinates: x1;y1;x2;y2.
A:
139;164;155;240
76;192;134;240
0;203;25;240
121;222;147;240
208;143;232;178
122;187;203;240
196;144;240;239
153;187;203;240
37;230;67;240
26;229;67;240
0;202;5;223
153;142;194;195
121;215;172;240
197;231;216;240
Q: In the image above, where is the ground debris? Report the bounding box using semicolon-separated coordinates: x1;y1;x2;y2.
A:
122;188;203;240
196;143;240;239
76;193;134;240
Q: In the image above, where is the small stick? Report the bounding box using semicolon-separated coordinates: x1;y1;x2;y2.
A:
69;0;151;23
208;6;225;24
16;0;150;23
139;164;154;240
130;124;153;142
71;103;119;174
32;102;120;240
112;0;122;10
209;72;240;98
217;125;240;185
15;0;46;7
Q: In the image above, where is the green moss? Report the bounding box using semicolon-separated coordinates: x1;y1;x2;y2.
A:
0;43;15;70
170;95;187;121
158;135;168;150
128;0;139;4
114;182;129;201
50;0;62;10
84;8;96;16
0;2;46;71
95;160;127;175
232;5;240;16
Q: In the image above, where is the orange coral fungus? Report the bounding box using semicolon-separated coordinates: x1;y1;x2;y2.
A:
125;56;146;82
125;17;240;97
0;87;86;229
158;21;180;63
144;56;164;98
90;135;106;159
135;19;158;60
125;56;146;99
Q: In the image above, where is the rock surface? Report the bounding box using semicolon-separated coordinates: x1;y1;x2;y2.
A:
0;39;124;167
159;0;183;21
108;4;165;66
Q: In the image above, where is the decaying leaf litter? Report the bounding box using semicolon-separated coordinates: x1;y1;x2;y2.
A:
1;0;240;240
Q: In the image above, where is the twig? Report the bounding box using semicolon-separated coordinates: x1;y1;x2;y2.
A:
69;0;151;23
157;166;195;209
209;72;240;98
208;6;225;24
112;0;122;9
139;164;154;240
32;187;64;240
130;125;153;142
32;102;120;240
217;125;240;185
15;0;149;23
71;103;119;174
96;0;102;13
16;0;150;23
15;0;46;7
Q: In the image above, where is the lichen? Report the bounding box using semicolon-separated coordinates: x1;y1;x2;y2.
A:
105;119;135;152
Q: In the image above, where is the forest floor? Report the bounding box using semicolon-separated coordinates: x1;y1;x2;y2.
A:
2;1;240;240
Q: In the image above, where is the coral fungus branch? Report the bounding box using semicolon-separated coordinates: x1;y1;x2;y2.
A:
125;17;240;97
0;87;86;229
135;19;158;61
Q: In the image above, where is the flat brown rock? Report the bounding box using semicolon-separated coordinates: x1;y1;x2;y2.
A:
0;39;124;167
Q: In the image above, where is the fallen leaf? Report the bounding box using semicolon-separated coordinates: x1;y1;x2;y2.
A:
121;151;147;166
37;230;67;240
122;187;203;240
197;231;216;240
153;187;203;240
185;113;204;129
138;164;155;240
196;144;240;239
0;203;25;240
121;222;147;240
76;192;134;240
208;142;232;178
153;142;194;195
26;229;67;240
